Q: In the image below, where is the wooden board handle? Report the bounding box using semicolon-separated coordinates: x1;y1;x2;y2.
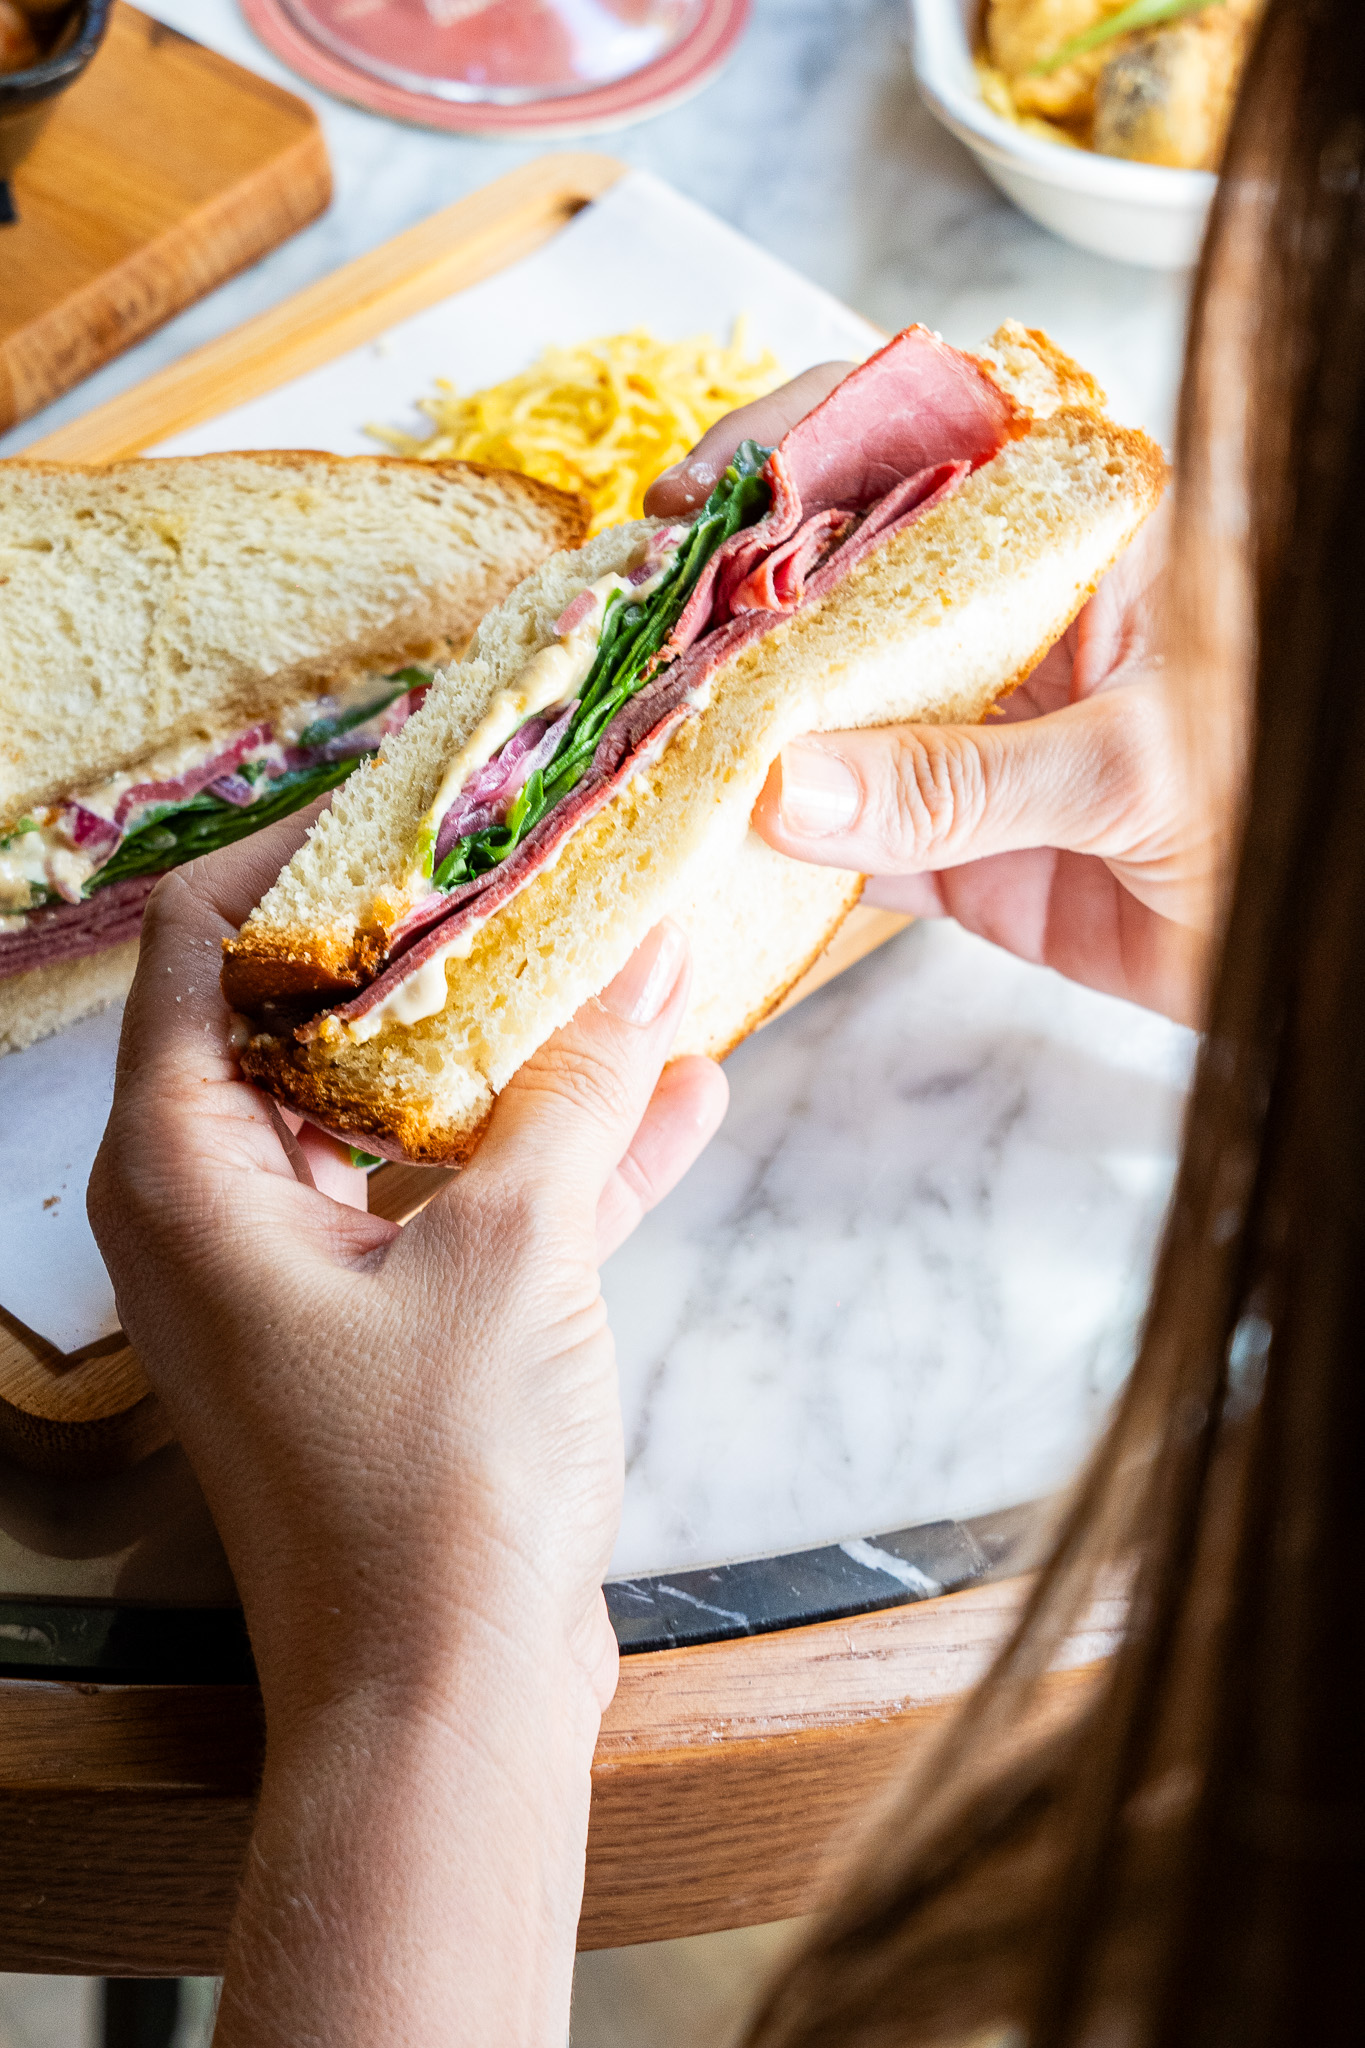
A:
24;151;628;463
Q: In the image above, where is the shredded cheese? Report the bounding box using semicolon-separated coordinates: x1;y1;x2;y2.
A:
369;323;785;535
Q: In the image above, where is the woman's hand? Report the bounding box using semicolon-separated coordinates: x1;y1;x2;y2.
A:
87;818;727;2048
649;380;1219;1028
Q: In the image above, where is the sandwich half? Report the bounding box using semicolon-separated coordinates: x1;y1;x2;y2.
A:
226;325;1167;1164
0;452;586;1053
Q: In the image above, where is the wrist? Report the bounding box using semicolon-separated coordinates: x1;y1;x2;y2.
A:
255;1564;611;1750
220;1617;601;2048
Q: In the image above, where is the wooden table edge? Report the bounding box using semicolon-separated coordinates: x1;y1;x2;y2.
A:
0;1578;1116;1965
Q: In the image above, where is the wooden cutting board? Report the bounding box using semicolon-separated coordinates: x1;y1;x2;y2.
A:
0;4;331;435
0;151;909;1477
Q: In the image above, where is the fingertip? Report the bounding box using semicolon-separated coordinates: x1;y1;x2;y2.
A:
294;1121;370;1210
594;1054;728;1261
862;872;947;917
643;460;716;517
665;1053;729;1137
597;919;690;1028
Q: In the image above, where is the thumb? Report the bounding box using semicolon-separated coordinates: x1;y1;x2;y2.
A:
464;920;694;1221
752;688;1163;875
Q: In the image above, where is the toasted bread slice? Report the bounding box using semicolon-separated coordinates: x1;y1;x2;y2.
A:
231;330;1167;1163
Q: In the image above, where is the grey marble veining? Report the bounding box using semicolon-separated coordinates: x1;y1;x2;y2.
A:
606;920;1190;1575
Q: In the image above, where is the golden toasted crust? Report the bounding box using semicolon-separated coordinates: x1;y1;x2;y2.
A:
238;879;867;1165
238;1032;469;1165
983;321;1111;417
220;926;381;1016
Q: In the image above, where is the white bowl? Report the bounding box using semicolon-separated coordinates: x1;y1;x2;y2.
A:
908;0;1216;269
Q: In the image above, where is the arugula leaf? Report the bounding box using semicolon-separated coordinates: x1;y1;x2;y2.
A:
87;756;361;893
1029;0;1214;76
0;817;38;850
295;669;428;749
432;442;772;892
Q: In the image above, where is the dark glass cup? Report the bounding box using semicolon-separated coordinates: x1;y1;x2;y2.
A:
0;0;112;225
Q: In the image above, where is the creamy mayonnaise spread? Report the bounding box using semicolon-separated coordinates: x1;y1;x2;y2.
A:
406;572;628;898
0;672;411;914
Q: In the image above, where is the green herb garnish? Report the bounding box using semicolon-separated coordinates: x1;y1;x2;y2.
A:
1029;0;1214;75
431;441;772;892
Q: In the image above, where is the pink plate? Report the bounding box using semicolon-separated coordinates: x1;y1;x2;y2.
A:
242;0;751;137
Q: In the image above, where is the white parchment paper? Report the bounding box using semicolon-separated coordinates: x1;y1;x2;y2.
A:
0;1003;124;1351
0;170;882;1355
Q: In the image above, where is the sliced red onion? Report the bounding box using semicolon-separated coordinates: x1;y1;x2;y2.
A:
554;587;600;638
62;803;122;857
499;700;577;805
206;773;259;808
430;701;578;871
644;523;688;561
383;687;424;732
115;722;273;827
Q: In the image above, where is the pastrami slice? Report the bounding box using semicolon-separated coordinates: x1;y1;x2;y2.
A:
769;324;1025;516
664;329;1020;658
0;878;156;981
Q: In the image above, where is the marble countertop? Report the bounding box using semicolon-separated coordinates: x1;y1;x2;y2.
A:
0;0;1194;1608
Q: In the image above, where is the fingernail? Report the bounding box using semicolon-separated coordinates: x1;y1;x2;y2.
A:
778;743;860;837
652;458;715;505
601;920;687;1026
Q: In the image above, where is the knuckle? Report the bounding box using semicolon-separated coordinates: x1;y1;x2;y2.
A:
525;1032;638;1130
85;1140;121;1245
880;731;988;860
1093;686;1166;811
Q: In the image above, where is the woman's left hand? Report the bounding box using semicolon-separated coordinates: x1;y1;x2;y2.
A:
87;816;727;2048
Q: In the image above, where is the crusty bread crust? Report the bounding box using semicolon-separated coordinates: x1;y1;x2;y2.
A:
238;381;1168;1163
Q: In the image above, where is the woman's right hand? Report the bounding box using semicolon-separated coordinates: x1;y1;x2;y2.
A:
753;508;1223;1028
650;373;1228;1030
